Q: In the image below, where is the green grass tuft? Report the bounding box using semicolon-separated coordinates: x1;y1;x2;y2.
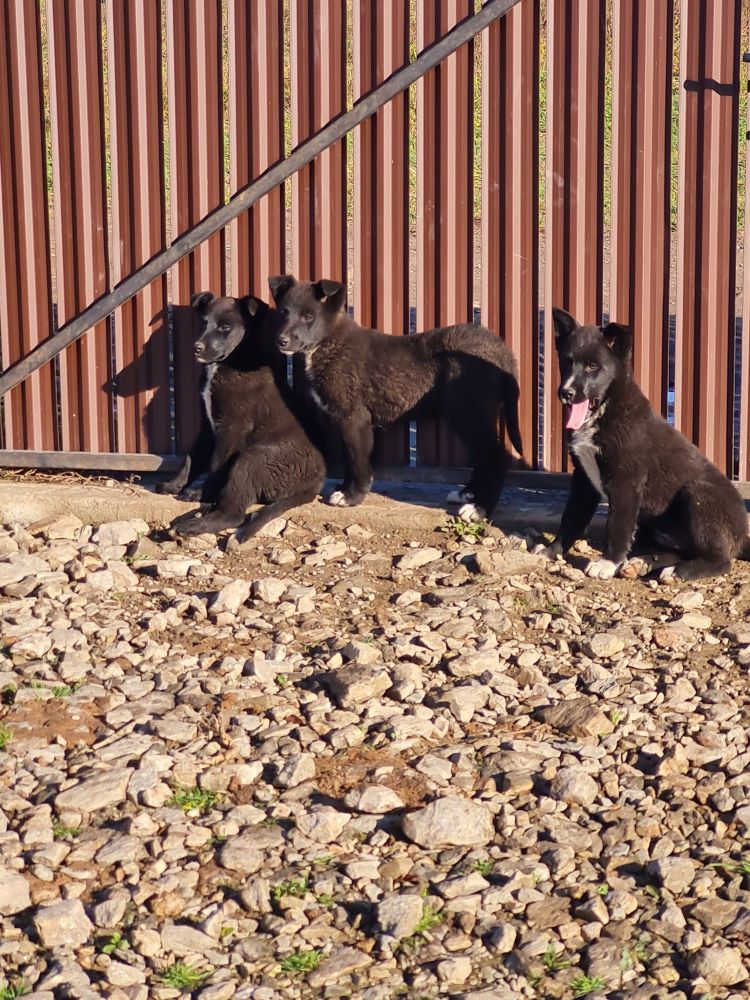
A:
166;786;220;815
572;975;606;997
0;726;12;751
160;962;212;990
279;949;323;975
0;983;29;1000
272;878;308;901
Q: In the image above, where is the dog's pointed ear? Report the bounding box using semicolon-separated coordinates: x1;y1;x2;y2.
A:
314;279;345;312
242;294;268;319
268;275;295;303
552;307;577;344
191;291;216;314
602;321;632;361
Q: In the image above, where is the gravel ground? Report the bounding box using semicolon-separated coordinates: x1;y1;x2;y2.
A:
0;506;749;1000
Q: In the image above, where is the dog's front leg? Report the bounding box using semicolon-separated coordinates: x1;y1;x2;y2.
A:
157;416;213;496
330;413;374;507
587;484;641;579
536;467;600;559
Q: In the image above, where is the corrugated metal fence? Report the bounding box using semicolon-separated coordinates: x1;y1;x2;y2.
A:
0;0;748;479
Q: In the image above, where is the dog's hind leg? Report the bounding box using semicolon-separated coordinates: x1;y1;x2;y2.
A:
661;557;732;581
234;487;320;544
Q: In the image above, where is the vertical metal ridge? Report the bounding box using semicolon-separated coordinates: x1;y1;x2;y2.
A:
481;0;539;466
228;0;284;298
543;0;605;472
353;0;409;464
0;0;56;451
108;0;169;454
675;0;739;473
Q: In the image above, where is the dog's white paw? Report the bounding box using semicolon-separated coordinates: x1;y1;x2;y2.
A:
447;488;473;506
586;558;619;580
533;540;563;560
458;502;486;523
328;490;349;507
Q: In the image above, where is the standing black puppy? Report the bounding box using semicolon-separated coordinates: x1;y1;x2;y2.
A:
539;307;750;580
157;292;324;541
268;274;522;522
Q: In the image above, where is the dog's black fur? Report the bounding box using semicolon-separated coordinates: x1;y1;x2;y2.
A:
268;274;523;518
545;307;750;580
157;292;324;541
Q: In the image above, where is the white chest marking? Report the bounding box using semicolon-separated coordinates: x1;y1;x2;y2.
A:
202;363;217;432
304;351;328;413
570;418;603;495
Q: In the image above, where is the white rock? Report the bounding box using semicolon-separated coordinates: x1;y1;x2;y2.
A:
376;894;424;940
397;547;442;570
327;664;391;708
647;856;697;895
33;899;93;948
343;785;405;814
252;577;288;603
0;866;31;914
296;806;351;843
161;923;217;956
689;946;747;986
275;753;316;789
437;956;472;985
550;767;598;807
55;768;133;813
210;579;251;616
402;796;494;848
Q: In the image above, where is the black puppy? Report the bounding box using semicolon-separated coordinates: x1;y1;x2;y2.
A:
157;292;324;541
539;307;750;580
268;274;522;521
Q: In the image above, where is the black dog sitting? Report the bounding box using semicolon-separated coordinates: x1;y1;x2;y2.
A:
539;307;750;580
158;292;324;542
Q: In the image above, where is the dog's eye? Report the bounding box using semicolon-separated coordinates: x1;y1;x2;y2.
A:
302;313;314;324
585;363;599;373
279;308;289;320
219;324;230;334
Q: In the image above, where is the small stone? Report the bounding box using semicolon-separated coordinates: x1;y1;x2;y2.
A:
344;785;405;814
210;579;251;616
218;836;265;875
161;923;217;957
377;894;425;941
33;899;93;948
689;947;747;986
307;947;373;988
252;577;287;603
0;866;31;914
691;898;742;930
327;664;391;708
550;767;598;806
296;806;351;843
402;796;494;848
93;520;149;546
55;768;133;813
436;957;472;985
537;698;614;739
655;744;689;777
106;961;146;987
647;856;697;895
437;872;489;899
585;632;625;658
341;639;382;665
397;547;442;570
275;753;316;789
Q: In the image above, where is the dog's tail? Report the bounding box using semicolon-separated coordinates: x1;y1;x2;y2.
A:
503;375;524;456
737;536;750;561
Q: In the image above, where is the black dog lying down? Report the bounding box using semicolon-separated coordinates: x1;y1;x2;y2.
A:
269;274;522;521
158;292;324;542
540;307;750;580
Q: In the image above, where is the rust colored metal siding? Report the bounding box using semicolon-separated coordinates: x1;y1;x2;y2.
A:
542;0;605;472
290;0;347;282
481;0;539;466
610;0;672;413
416;0;475;467
228;0;285;298
0;0;56;451
354;0;410;464
675;0;740;475
48;0;112;453
107;0;170;455
167;0;225;454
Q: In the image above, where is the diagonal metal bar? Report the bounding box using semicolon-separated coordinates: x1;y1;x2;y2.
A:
0;0;522;400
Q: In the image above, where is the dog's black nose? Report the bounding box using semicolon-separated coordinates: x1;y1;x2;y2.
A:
278;336;290;350
194;342;205;356
559;386;576;404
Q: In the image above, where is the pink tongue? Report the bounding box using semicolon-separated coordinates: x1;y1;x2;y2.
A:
565;399;590;430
